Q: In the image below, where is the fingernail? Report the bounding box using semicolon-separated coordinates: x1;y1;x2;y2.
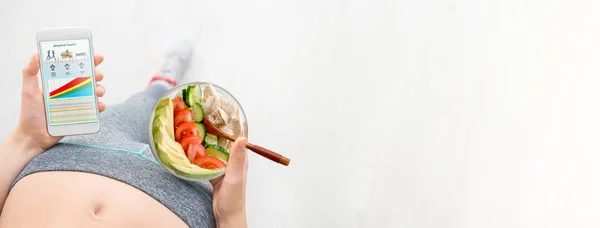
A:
236;137;247;149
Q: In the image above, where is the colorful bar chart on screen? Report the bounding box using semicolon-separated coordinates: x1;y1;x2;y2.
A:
47;77;96;125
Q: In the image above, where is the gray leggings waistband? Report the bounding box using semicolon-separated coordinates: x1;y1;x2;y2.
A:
13;142;216;228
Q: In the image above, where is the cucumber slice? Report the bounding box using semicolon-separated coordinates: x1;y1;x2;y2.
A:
204;134;219;146
182;87;189;107
205;144;230;162
190;85;203;104
195;122;206;143
190;103;204;122
184;85;202;107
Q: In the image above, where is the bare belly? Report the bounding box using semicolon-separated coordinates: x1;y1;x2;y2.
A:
0;171;189;228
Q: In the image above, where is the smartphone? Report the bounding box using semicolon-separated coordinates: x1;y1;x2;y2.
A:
36;27;100;136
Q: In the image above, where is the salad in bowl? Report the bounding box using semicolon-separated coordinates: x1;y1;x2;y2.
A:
149;82;248;181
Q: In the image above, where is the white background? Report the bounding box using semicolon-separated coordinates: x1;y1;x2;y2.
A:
2;0;600;227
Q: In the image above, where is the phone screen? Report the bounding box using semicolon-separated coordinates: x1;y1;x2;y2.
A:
39;39;98;126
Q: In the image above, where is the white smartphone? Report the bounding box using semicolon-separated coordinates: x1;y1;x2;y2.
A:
36;27;100;136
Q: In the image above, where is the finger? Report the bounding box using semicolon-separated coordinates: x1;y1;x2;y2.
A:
95;69;104;82
98;102;107;112
22;53;40;93
94;54;104;66
22;53;40;76
95;84;106;97
224;138;248;180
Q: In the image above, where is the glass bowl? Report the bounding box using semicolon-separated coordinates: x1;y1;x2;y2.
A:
148;82;248;181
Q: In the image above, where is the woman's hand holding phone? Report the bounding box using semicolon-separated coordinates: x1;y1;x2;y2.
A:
13;53;107;157
0;53;106;212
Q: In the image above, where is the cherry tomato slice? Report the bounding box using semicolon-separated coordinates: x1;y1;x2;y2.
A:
172;97;187;113
175;122;197;142
193;156;226;170
174;109;192;129
186;143;206;162
180;135;203;153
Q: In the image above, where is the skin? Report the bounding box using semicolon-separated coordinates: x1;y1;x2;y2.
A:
0;54;248;228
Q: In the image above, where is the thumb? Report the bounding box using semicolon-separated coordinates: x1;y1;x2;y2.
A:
22;54;41;93
225;137;248;180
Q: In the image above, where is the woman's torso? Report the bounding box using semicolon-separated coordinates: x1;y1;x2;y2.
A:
0;142;216;228
0;171;189;228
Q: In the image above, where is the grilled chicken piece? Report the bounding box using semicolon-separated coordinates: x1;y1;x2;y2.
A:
218;124;234;149
215;97;238;120
229;116;242;138
207;108;228;126
201;84;219;115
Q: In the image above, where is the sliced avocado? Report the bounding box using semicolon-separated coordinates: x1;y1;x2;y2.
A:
172;163;222;178
154;128;189;165
154;106;169;120
152;100;175;140
154;97;171;111
156;143;173;169
153;115;174;139
157;145;188;166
